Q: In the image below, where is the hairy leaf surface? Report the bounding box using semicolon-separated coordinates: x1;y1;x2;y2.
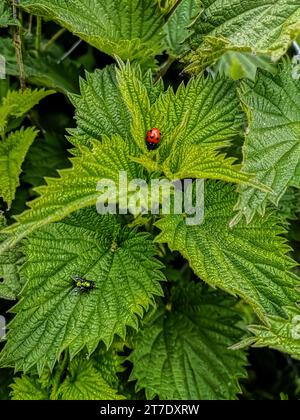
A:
236;61;300;222
185;0;300;73
0;214;24;300
238;306;300;361
155;182;299;319
0;1;16;27
0;88;54;133
0;136;141;253
0;127;38;206
0;209;164;372
163;0;203;56
130;282;247;400
58;358;124;400
20;0;164;67
10;376;48;400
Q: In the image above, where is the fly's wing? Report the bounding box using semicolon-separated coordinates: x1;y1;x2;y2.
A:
71;274;86;282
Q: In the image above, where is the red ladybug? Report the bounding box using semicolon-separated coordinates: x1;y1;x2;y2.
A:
146;128;161;150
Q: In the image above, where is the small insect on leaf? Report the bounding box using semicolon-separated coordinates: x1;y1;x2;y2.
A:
71;274;95;294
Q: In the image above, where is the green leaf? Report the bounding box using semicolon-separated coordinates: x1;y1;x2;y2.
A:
236;306;300;361
0;1;17;27
116;62;152;153
0;37;80;94
163;0;203;56
93;346;126;390
0;136;141;252
162;146;265;189
0;88;54;133
155;181;300;319
235;60;300;223
69;66;132;148
58;357;124;400
20;0;165;68
215;51;277;81
23;55;80;95
117;61;259;188
185;0;300;73
130;281;247;400
0;208;164;373
146;71;244;153
0;127;39;206
0;214;24;300
276;188;300;222
10;376;49;400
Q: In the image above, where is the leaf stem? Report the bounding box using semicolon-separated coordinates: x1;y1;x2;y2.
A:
57;39;82;63
35;16;42;52
154;56;175;82
12;0;26;91
50;351;69;400
28;14;33;34
293;41;300;56
43;28;66;52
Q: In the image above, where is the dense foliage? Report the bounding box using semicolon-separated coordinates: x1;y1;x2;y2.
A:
0;0;300;400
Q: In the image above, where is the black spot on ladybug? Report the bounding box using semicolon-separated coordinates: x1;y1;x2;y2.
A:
145;128;161;150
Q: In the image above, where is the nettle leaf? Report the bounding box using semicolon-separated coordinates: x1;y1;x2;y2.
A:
69;65;163;149
69;67;133;148
93;346;126;390
0;208;164;373
215;52;277;81
0;136;142;253
22;55;80;95
116;62;153;153
235;60;300;223
238;306;300;361
10;375;49;400
277;188;300;222
130;281;247;400
0;37;80;94
117;61;243;152
0;87;54;133
20;0;165;68
155;182;300;319
185;0;300;73
0;1;17;27
0;127;38;206
58;357;124;400
163;0;203;56
117;61;258;187
162;147;265;189
0;214;24;300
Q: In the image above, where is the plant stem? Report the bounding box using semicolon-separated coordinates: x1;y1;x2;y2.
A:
35;16;42;51
28;14;33;34
12;0;26;91
43;28;66;52
154;56;175;82
57;39;82;63
293;41;300;56
50;351;69;400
